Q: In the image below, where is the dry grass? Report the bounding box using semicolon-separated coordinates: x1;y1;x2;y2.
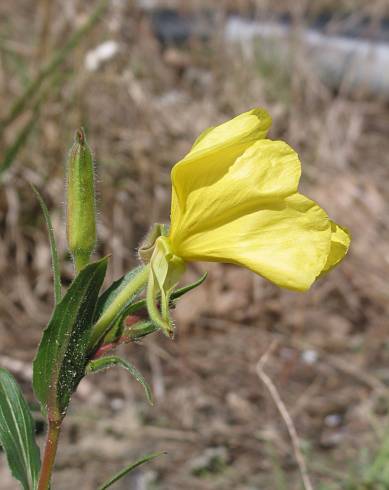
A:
1;1;389;489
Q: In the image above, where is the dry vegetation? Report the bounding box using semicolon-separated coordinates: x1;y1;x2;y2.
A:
1;0;389;489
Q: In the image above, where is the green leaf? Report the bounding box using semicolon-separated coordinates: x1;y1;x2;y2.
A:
98;451;165;490
33;257;108;419
0;368;41;490
86;355;153;405
31;184;61;304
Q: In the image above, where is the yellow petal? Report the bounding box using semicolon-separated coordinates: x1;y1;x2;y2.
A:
170;183;181;231
320;221;351;274
190;126;215;150
171;108;272;213
170;139;301;243
190;108;272;154
172;193;332;291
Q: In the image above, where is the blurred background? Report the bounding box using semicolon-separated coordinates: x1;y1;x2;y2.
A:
1;0;389;488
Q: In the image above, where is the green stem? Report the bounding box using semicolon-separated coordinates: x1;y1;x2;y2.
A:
88;265;150;351
37;420;62;490
73;251;91;274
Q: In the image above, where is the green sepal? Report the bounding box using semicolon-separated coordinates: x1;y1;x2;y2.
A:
107;272;208;342
170;272;207;303
128;272;208;315
98;451;165;490
146;237;185;338
126;320;159;341
33;256;108;420
0;368;41;490
86;355;153;405
96;269;207;344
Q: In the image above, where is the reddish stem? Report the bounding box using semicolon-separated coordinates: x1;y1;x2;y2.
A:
92;342;115;359
92;334;134;359
37;419;61;490
91;314;142;359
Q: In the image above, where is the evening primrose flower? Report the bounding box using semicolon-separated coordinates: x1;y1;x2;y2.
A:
146;108;350;336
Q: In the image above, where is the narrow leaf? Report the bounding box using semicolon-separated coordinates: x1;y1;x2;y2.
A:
33;257;108;418
86;355;153;405
98;451;165;490
0;368;41;490
31;184;61;304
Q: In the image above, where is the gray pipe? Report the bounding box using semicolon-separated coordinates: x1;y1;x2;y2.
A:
225;17;389;99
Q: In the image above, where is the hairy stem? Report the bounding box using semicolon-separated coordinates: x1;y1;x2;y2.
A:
74;251;91;274
37;420;62;490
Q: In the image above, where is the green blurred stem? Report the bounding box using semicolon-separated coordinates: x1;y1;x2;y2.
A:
88;265;150;351
0;0;109;134
37;420;61;490
0;73;61;176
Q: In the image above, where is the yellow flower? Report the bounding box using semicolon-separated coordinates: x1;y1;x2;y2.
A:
148;108;350;335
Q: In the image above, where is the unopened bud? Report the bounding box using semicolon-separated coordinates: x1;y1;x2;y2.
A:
66;128;96;272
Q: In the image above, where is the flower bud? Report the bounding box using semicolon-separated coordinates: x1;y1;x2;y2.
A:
66;128;96;272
